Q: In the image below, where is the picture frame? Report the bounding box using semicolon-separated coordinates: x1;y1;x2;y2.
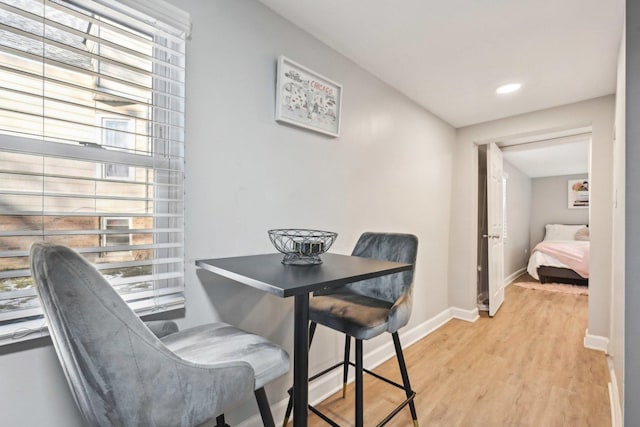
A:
275;55;342;137
568;179;589;209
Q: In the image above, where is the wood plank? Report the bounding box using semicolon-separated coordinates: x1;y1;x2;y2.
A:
298;282;610;427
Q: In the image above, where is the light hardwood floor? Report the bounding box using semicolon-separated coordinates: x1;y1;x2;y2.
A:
300;278;610;427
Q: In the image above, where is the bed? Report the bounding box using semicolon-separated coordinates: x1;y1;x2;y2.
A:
526;224;589;286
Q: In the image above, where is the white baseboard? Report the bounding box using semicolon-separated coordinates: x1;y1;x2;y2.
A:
583;328;609;352
450;306;479;322
608;357;623;427
237;308;457;427
504;267;526;287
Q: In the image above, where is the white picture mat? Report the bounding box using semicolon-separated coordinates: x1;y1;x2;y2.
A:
275;55;342;137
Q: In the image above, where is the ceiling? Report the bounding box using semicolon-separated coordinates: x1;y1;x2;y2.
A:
257;0;624;128
501;137;590;178
257;0;622;178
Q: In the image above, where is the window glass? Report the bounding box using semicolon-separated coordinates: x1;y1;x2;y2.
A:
102;118;135;179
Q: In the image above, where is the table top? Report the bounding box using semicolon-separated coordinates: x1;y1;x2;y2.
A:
196;252;413;298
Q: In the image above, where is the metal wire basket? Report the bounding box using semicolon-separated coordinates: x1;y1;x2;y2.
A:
268;229;338;265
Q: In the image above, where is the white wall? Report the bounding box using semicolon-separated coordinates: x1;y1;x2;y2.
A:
449;96;615;339
0;1;457;426
0;339;85;426
530;173;590;248
503;160;531;278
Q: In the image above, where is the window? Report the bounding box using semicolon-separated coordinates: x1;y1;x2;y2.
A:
0;0;190;343
101;118;135;180
101;216;132;247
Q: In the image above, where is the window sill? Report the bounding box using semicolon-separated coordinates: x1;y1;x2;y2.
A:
0;297;184;348
0;318;49;347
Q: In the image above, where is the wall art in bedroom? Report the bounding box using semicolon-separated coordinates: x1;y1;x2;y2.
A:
275;55;342;137
568;179;589;209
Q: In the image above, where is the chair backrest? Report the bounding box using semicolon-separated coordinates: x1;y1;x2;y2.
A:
30;243;209;426
342;232;418;333
345;232;418;304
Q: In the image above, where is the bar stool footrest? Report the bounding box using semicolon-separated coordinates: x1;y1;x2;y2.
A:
304;361;417;427
306;390;416;427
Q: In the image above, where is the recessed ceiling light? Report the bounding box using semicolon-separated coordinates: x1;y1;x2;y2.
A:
496;83;522;94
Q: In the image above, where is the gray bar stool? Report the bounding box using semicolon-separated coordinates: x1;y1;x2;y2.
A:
283;232;419;427
30;242;289;427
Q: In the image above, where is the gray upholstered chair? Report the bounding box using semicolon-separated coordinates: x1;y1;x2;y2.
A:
283;232;419;427
30;242;289;427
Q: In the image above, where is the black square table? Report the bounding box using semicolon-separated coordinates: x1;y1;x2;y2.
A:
196;252;413;427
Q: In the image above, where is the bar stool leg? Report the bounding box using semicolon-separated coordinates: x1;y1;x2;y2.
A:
342;335;351;398
255;387;276;427
355;339;363;427
215;415;229;427
309;321;317;345
392;332;418;427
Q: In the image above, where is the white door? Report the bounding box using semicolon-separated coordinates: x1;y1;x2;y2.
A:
487;142;505;317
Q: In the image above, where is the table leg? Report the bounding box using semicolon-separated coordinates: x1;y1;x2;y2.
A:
293;293;309;427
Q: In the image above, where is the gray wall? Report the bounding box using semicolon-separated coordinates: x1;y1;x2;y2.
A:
0;1;456;426
530;173;590;249
503;160;532;278
626;0;639;422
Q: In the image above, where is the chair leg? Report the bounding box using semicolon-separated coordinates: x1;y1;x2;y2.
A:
342;335;351;398
215;415;229;427
309;320;317;344
282;390;293;427
355;339;363;427
282;321;317;427
255;387;276;427
392;332;418;427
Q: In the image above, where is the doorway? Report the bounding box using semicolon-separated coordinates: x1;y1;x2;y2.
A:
476;128;592;314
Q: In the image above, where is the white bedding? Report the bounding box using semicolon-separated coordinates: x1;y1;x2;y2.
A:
527;224;590;280
527;239;590;280
527;251;570;280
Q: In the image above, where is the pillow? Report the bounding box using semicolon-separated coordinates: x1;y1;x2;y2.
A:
544;224;587;241
575;227;590;241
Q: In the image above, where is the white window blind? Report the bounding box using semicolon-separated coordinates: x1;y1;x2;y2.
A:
0;0;187;342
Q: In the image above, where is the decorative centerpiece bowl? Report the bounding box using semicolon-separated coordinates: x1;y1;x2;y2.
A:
268;229;338;265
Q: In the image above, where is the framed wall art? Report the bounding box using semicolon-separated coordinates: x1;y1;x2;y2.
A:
275;55;342;137
568;179;589;209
